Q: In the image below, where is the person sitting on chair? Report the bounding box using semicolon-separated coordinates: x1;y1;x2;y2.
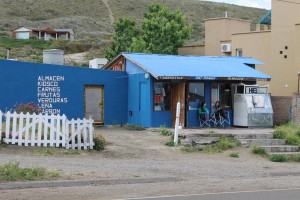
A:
199;102;209;120
214;101;226;120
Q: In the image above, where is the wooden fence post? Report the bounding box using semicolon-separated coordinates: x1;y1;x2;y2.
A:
71;119;75;150
31;113;37;146
77;118;81;150
18;112;23;146
56;115;61;147
49;114;55;147
62;114;66;148
83;118;87;150
5;111;11;143
24;112;30;146
37;113;43;147
43;114;49;147
65;118;70;149
89;120;94;150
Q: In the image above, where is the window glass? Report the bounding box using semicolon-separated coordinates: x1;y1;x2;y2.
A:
236;85;244;94
257;87;268;94
188;83;204;110
236;48;243;57
211;83;232;109
153;83;170;111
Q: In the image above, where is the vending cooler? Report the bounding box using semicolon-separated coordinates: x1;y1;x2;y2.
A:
233;84;273;127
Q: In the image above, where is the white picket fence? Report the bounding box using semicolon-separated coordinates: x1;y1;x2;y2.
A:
0;111;94;150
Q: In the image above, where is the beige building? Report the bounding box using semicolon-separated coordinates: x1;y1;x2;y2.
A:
179;0;300;97
178;0;300;123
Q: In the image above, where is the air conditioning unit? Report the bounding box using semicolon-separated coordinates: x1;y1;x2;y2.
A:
221;44;232;53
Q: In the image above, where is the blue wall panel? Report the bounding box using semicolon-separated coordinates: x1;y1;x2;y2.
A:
126;60;152;127
205;81;211;111
127;74;140;125
152;111;172;127
187;110;200;128
126;60;145;74
0;60;128;125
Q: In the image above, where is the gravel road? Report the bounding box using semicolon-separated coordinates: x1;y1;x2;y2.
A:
0;126;300;200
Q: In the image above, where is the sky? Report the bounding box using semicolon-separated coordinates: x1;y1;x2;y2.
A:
206;0;271;9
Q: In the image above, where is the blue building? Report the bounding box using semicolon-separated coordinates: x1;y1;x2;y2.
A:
0;60;128;125
0;53;271;128
103;53;271;128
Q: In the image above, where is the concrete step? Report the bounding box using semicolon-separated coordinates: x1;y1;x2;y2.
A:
268;152;300;155
240;139;285;147
233;133;274;140
261;145;300;153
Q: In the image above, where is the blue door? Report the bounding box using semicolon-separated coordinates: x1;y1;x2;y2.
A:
139;82;147;125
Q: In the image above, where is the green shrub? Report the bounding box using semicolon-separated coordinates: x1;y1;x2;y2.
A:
230;152;239;158
181;146;199;153
0;162;59;181
290;155;300;162
274;128;288;139
165;133;181;147
206;129;215;134
165;140;175;147
160;125;173;136
202;145;222;153
63;150;81;155
269;154;288;162
274;123;298;139
202;137;240;153
295;128;300;137
0;37;51;49
44;149;54;155
93;134;106;151
124;124;145;131
274;123;300;146
217;137;240;150
251;145;267;155
285;133;300;146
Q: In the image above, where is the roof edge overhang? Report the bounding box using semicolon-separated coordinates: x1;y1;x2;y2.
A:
102;52;159;79
104;53;269;81
203;17;252;23
157;76;270;82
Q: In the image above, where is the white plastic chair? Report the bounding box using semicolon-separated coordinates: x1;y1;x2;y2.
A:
199;113;211;127
209;113;222;127
220;111;230;127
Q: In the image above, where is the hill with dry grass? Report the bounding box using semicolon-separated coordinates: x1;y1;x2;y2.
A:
0;0;267;61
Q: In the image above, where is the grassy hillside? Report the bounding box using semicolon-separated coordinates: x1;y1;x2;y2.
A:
0;0;267;61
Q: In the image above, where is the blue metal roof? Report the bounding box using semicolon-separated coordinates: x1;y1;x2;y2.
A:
122;53;271;81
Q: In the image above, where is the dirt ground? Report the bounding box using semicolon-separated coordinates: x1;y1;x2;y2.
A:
1;126;300;200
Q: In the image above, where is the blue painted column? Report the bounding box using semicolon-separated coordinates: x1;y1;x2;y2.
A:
205;81;211;111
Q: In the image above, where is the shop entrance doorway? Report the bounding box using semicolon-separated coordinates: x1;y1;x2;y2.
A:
84;86;104;123
171;83;186;127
